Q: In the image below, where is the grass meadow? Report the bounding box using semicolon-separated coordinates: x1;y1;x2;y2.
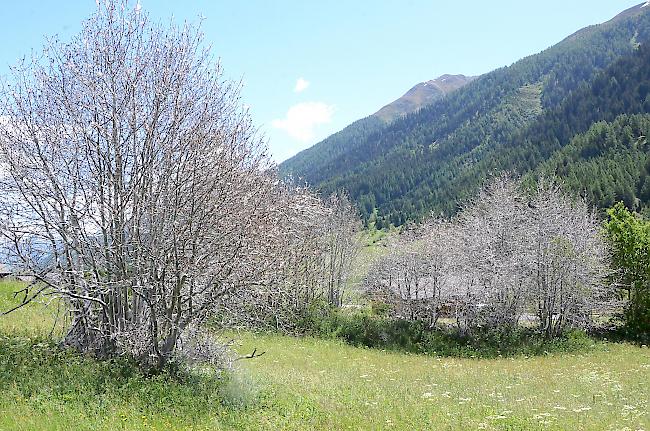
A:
0;280;648;430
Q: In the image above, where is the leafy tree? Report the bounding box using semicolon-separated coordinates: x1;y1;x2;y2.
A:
604;203;650;339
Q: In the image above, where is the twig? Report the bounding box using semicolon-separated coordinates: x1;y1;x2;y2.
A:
235;347;266;360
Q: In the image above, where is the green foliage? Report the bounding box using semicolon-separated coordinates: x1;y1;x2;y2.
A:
531;114;650;213
604;203;650;340
312;310;595;359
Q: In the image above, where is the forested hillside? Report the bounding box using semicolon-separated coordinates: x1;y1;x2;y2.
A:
280;75;473;183
280;3;650;226
530;114;650;218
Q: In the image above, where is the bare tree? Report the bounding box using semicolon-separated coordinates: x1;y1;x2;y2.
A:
365;220;454;327
363;175;614;337
219;190;361;333
525;179;612;337
323;192;361;307
452;176;612;335
454;175;529;331
0;1;308;368
364;238;428;321
217;185;328;332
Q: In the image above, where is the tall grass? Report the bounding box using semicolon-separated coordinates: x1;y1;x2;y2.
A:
1;280;648;430
0;279;64;337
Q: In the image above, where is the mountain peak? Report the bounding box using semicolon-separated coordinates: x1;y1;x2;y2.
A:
605;2;650;23
374;74;476;123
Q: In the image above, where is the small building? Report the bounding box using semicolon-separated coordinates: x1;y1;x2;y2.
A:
0;264;12;279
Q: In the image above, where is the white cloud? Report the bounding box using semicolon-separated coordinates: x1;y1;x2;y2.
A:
271;102;334;142
294;77;310;93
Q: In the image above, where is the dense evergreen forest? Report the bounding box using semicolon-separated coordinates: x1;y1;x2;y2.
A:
280;4;650;226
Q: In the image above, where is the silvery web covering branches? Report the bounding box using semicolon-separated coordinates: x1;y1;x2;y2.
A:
219;191;361;332
364;175;614;337
453;176;530;332
323;192;361;308
0;1;336;368
364;219;456;328
526;179;614;338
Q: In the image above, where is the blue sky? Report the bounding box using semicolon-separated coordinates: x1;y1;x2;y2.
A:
0;1;643;161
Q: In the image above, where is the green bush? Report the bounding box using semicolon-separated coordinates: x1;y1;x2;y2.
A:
317;312;425;352
310;311;594;359
604;202;650;341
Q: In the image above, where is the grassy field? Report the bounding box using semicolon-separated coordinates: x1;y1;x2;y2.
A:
0;280;648;430
346;229;391;295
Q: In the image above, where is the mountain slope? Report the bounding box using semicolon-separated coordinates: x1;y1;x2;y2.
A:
529;113;650;218
279;74;473;182
374;74;475;123
280;2;650;226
